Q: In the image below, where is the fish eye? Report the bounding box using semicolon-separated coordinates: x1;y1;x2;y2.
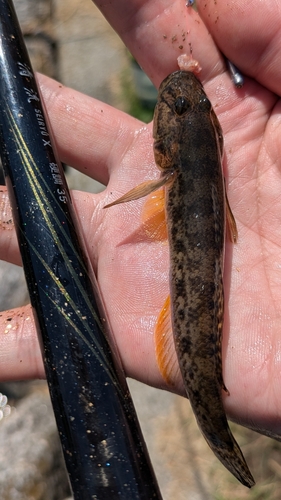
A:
174;96;190;115
199;95;212;112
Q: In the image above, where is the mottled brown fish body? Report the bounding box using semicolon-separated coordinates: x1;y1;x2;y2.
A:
154;71;254;488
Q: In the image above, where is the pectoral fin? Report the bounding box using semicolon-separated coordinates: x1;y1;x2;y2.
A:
104;174;172;209
154;295;179;387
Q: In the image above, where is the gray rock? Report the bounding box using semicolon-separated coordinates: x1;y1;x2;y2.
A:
14;0;53;33
0;390;70;500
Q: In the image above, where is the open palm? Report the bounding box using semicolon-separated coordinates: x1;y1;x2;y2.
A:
0;0;281;439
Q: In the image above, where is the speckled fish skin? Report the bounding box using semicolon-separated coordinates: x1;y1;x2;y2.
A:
153;70;255;488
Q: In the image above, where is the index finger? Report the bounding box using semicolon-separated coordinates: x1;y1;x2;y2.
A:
197;0;281;96
93;0;224;86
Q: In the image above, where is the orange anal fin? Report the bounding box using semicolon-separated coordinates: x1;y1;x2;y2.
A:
104;174;171;209
225;185;238;243
141;187;167;241
154;295;179;387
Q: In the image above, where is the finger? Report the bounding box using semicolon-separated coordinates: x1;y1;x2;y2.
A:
197;0;281;95
93;0;224;86
0;188;22;266
0;187;105;270
37;73;143;185
0;305;44;380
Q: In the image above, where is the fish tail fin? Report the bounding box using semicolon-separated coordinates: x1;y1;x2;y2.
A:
214;432;255;488
188;389;255;488
154;296;254;487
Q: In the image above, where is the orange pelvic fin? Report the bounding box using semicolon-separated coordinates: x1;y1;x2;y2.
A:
104;175;171;209
154;295;178;387
141;187;167;241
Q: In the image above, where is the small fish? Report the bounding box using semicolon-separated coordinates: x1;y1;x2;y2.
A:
105;69;254;488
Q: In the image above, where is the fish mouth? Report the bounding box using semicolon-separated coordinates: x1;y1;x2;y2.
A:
158;70;204;96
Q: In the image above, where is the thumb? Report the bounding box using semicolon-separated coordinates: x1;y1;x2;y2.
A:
197;0;281;96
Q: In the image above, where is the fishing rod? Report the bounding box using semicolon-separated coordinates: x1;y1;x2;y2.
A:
0;1;162;498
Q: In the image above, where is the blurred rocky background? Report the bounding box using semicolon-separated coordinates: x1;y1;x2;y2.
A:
0;1;280;499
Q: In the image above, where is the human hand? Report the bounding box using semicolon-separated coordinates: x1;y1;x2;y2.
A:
0;0;281;439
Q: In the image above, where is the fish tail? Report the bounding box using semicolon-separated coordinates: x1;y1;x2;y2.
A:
212;431;255;488
189;392;255;488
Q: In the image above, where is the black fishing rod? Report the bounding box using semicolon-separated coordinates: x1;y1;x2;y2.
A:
0;1;162;498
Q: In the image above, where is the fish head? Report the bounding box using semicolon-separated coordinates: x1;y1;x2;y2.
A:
154;70;212;136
